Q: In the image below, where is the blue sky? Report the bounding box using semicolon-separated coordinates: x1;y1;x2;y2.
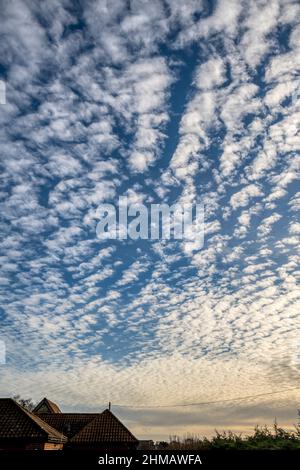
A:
0;0;300;439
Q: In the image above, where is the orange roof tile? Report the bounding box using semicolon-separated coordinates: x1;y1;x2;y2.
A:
70;409;138;443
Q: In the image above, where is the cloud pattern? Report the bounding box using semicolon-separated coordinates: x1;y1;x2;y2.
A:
0;0;299;438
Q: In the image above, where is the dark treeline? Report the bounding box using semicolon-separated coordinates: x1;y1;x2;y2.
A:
167;424;300;450
141;415;300;450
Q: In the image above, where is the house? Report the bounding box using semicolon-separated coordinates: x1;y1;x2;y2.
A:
0;399;66;450
137;439;155;450
33;397;61;414
0;397;138;451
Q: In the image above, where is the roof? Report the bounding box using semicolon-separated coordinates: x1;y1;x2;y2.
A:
70;409;138;443
0;399;67;443
1;397;138;445
37;413;99;438
33;397;61;414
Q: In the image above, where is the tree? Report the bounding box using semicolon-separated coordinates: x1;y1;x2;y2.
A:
13;395;36;411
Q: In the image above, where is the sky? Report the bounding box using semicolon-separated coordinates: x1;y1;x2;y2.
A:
0;0;299;440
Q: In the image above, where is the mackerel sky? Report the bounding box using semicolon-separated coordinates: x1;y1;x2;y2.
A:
0;0;299;439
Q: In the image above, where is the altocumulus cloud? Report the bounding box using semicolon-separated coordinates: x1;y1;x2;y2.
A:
0;0;299;439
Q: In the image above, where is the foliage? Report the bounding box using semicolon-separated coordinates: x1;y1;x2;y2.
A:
165;421;300;450
13;395;36;411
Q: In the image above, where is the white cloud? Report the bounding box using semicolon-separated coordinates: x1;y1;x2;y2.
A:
195;57;226;90
289;222;300;234
48;154;83;177
230;184;262;210
240;0;279;67
257;213;282;237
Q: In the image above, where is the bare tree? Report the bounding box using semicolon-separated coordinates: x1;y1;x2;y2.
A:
13;395;36;411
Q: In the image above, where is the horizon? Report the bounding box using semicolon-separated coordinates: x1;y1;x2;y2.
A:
0;0;299;442
6;395;300;441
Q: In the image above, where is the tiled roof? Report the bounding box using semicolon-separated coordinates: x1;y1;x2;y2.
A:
38;413;99;438
0;399;67;443
33;397;61;414
70;409;138;443
2;397;138;445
